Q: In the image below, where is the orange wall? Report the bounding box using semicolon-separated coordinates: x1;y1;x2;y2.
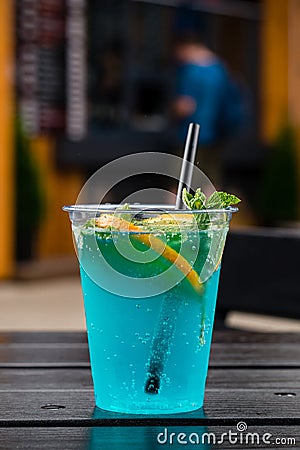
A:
288;0;300;193
30;137;83;258
261;0;288;142
261;0;300;214
0;0;14;278
288;0;300;128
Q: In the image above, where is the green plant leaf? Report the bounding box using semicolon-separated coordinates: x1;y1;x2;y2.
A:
182;188;240;210
206;192;241;209
182;188;195;209
190;188;206;209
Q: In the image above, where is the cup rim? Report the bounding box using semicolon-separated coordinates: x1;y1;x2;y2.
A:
62;204;238;215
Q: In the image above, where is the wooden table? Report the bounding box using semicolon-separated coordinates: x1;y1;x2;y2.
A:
0;330;299;449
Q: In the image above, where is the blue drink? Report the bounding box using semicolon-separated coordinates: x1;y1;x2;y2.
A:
65;206;232;414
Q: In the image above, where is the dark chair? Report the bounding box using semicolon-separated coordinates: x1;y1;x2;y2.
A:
217;227;300;323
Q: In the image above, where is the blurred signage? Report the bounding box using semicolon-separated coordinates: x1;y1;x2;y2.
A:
66;0;87;140
16;0;87;137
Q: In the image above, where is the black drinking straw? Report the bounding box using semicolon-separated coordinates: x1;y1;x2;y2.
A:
144;123;200;395
176;123;200;209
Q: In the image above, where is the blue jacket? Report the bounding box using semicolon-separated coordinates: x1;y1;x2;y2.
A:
175;61;247;145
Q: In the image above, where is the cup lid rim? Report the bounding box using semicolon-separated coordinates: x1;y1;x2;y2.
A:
62;204;238;214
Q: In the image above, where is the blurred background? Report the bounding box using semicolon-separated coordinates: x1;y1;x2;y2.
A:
0;0;300;331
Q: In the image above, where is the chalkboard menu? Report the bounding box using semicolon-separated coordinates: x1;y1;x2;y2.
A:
16;0;87;137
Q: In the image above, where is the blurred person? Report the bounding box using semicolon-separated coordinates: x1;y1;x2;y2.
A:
172;31;250;186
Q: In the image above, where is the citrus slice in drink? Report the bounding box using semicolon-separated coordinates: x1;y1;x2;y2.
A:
95;214;203;293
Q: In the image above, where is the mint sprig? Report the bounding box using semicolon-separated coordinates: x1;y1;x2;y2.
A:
182;188;240;228
182;188;240;210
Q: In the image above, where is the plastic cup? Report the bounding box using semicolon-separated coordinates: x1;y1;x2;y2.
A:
63;204;236;414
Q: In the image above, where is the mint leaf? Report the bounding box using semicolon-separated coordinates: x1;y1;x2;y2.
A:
206;192;241;209
191;188;206;209
182;188;208;228
182;187;206;209
182;188;195;209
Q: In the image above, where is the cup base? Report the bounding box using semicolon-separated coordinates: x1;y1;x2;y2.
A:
94;397;204;415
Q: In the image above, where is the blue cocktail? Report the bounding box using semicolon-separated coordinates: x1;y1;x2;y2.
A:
64;205;234;414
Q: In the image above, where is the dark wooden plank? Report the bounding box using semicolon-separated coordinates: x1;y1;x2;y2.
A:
1;330;300;345
0;332;87;345
0;389;299;425
0;368;299;391
0;426;298;450
210;343;300;367
0;368;93;390
208;368;300;389
0;344;89;367
212;331;300;344
1;342;299;368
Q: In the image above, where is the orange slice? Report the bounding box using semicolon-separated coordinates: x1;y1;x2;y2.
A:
95;214;203;293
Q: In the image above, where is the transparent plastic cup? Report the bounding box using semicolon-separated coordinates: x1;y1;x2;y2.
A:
63;204;236;414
